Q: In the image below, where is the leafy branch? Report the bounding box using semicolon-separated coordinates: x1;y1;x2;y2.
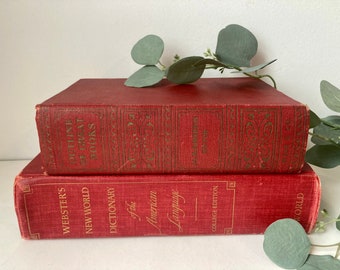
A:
125;24;276;88
314;209;340;233
306;81;340;168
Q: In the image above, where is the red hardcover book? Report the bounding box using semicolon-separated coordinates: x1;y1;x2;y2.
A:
15;155;320;239
36;77;309;175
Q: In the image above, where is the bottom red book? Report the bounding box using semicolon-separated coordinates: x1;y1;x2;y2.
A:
14;155;321;240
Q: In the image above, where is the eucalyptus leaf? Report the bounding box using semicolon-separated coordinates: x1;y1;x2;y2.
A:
167;56;205;84
231;59;277;73
298;255;340;270
311;116;340;145
336;214;340;231
215;24;258;67
131;35;164;65
263;219;311;269
309;110;321;128
125;65;164;87
320;115;340;129
320;80;340;113
305;145;340;168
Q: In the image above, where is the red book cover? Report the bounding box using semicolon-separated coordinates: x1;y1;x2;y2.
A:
14;155;320;239
36;77;309;175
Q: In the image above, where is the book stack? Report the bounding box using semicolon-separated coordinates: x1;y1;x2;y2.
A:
14;77;321;239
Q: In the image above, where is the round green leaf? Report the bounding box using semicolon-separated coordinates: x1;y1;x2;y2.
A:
124;66;164;87
215;24;258;67
298;255;340;270
263;218;311;269
131;35;164;65
320;80;340;113
166;56;205;84
305;145;340;168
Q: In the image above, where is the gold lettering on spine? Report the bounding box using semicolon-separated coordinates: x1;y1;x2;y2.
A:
65;120;76;165
64;118;98;166
146;191;161;233
201;129;208;154
88;123;98;160
58;187;70;235
211;185;218;232
294;193;304;221
77;119;86;151
81;187;93;234
192;116;199;166
167;190;185;232
107;188;118;234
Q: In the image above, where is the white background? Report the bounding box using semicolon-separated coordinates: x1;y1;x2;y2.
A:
1;2;340;269
1;0;340;160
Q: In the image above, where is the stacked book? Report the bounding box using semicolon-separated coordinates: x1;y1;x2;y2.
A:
14;77;321;239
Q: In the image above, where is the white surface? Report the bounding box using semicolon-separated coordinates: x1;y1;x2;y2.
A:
1;1;340;160
1;160;340;269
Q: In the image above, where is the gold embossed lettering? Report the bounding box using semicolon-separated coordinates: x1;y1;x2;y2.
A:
294;193;304;221
65;119;76;165
88;123;98;160
125;201;141;221
192;116;199;166
211;185;218;232
107;188;118;234
77;119;86;151
58;187;70;235
167;190;185;232
146;191;161;233
81;187;93;234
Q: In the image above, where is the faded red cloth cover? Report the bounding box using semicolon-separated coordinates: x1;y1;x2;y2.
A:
15;155;320;239
35;78;309;175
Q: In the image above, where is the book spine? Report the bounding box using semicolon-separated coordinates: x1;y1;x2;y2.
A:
15;172;320;239
36;104;309;174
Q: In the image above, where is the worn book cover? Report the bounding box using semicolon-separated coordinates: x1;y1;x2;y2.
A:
15;155;320;239
36;77;309;174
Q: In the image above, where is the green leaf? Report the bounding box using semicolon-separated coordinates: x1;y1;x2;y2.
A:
311;116;340;145
166;56;205;84
309;110;321;128
231;59;277;73
131;35;164;65
305;145;340;168
124;65;164;87
336;214;340;231
320;115;340;129
320;80;340;113
298;255;340;270
263;219;311;269
215;24;258;67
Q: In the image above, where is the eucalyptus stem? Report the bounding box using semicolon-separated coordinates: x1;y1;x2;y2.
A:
247;73;276;89
311;242;340;258
241;71;277;88
231;66;277;88
259;75;277;89
158;61;167;71
312;242;340;248
320;118;340;129
308;131;340;148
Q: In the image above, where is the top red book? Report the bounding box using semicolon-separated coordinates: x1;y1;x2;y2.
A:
36;78;309;175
